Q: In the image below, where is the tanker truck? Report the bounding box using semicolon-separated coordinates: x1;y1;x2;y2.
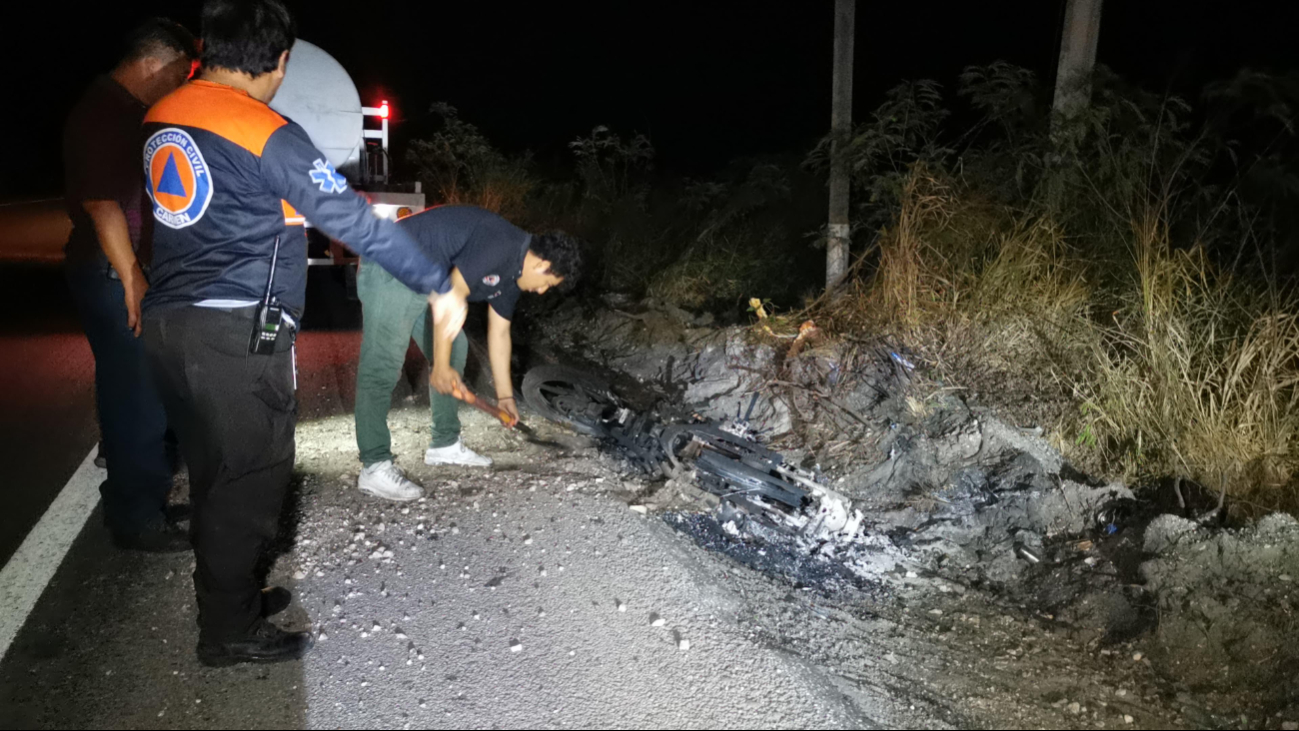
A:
0;39;421;281
269;39;425;280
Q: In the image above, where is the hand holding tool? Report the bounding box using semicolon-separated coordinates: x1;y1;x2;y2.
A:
445;382;566;447
450;384;519;428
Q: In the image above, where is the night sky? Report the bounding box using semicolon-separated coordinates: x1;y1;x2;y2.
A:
4;0;1298;198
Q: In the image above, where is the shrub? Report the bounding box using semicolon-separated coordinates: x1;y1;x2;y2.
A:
807;64;1299;516
405;103;534;219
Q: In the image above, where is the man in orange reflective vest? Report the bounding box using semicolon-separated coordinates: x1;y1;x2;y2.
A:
141;0;465;666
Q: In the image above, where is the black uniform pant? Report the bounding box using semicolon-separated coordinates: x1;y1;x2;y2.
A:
142;306;296;641
65;261;173;534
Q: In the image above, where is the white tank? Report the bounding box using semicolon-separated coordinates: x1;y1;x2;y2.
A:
269;40;363;174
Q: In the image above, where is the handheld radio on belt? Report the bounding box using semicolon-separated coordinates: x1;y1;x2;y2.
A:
250;236;283;355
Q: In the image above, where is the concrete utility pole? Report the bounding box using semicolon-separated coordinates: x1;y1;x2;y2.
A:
1052;0;1103;123
826;0;855;290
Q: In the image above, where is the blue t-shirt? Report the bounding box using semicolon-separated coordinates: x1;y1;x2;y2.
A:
398;205;531;320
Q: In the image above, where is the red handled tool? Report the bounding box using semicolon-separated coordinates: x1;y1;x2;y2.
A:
451;384;518;427
448;383;559;446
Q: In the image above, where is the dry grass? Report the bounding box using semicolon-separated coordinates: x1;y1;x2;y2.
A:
812;166;1299;517
646;227;799;312
647;241;754;309
433;176;535;221
872;169;958;328
1075;210;1299;514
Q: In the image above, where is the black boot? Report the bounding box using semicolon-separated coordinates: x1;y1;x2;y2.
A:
196;619;314;667
110;523;190;553
164;503;192;523
260;586;292;617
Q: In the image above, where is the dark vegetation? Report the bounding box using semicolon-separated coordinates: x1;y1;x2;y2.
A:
406;62;1299;517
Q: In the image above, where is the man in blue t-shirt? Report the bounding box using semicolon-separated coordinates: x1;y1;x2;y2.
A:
354;205;582;501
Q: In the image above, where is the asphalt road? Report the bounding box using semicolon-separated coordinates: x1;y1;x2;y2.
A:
0;262;882;730
0;264;383;729
0;263;371;568
0;263;97;567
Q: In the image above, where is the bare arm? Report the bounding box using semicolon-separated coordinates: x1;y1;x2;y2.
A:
487;305;516;420
429;268;470;396
82;200;146;336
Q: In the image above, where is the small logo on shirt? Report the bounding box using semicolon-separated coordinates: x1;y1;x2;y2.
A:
144;128;214;230
309;159;348;194
482;274;500;286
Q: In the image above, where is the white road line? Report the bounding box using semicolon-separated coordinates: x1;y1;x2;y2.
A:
0;447;100;660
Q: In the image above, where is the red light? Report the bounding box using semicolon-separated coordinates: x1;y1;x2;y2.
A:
379;101;389;119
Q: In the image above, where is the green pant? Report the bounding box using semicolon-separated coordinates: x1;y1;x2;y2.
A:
355;260;468;467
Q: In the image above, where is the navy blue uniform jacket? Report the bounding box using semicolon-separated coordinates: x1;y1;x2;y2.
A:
141;80;450;317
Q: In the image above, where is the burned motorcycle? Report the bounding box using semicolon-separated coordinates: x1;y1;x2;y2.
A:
521;365;862;541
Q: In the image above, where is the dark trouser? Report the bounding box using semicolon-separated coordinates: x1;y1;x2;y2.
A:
354;260;468;466
142;307;296;641
64;261;172;535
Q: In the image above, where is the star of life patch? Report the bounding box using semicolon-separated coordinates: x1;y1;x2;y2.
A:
309;159;348;194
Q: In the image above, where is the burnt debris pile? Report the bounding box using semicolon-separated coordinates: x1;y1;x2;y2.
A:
527;296;1299;710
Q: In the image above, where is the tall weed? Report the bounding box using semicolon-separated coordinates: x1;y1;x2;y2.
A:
406;103;534;218
809;64;1299;515
1076;211;1299;512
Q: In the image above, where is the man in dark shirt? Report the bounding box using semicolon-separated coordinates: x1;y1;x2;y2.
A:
354;205;582;501
63;19;197;552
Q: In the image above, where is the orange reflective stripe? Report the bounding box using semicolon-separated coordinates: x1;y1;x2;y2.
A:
145;80;288;157
282;200;305;225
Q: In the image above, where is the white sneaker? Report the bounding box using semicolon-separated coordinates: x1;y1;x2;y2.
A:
358;460;423;502
424;440;493;467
